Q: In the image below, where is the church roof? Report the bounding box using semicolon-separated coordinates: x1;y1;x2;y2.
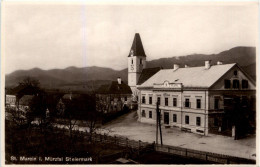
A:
137;67;161;85
128;33;146;57
139;63;237;89
97;81;132;94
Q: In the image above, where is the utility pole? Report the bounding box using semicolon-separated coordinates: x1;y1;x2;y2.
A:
159;108;163;146
156;101;163;145
156;102;158;144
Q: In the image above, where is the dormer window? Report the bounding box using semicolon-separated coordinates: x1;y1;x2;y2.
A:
234;70;238;76
233;79;239;89
242;80;249;89
224;80;231;89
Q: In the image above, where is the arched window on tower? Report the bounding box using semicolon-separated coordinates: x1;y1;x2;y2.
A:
131;59;133;64
140;58;142;65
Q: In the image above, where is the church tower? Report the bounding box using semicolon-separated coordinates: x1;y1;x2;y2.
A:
128;33;147;97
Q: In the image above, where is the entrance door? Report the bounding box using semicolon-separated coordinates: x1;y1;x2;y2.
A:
164;112;169;124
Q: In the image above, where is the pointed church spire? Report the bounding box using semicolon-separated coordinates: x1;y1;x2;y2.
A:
128;33;146;57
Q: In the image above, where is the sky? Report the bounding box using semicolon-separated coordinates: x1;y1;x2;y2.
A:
2;2;258;74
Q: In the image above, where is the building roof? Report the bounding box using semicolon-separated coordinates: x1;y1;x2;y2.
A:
128;33;146;57
137;67;161;85
62;93;82;100
139;63;236;89
97;81;132;94
19;95;34;106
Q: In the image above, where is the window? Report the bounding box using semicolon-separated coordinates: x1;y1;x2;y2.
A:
173;114;177;122
185;99;190;108
196;99;201;109
224;80;231;89
131;59;133;64
140;58;142;65
149;111;152;118
124;96;127;101
185;115;189;124
142;110;146;117
173;98;177;107
214;98;219;110
149;96;152;104
196;117;201;126
242;80;248;89
234;70;238;76
241;96;248;107
157;97;161;105
233;79;239;89
142;96;146;104
165;98;168;106
214;118;218;126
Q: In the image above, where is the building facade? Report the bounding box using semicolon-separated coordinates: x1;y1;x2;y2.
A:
136;62;256;136
5;95;16;108
126;33;256;137
96;78;132;113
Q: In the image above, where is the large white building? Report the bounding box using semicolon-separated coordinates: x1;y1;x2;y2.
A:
127;33;256;136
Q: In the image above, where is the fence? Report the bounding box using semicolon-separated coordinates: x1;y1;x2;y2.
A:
155;144;255;164
71;130;154;153
55;127;255;164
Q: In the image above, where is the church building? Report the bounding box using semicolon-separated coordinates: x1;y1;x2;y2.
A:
127;33;256;137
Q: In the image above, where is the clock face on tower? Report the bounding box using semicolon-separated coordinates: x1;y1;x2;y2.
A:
131;64;134;71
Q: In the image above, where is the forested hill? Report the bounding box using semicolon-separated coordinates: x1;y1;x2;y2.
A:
6;46;256;91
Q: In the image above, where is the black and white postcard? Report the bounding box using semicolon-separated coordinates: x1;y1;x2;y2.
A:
1;1;258;166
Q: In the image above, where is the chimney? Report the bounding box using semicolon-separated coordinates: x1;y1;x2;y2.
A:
173;64;179;71
117;77;122;84
205;60;211;69
217;61;223;65
185;65;189;68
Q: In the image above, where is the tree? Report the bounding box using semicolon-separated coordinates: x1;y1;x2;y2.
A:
19;77;40;87
29;94;49;131
7;77;42;128
7;107;27;128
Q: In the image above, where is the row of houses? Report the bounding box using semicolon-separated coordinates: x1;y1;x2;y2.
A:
5;80;133;118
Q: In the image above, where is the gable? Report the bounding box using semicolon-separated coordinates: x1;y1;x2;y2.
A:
210;65;256;90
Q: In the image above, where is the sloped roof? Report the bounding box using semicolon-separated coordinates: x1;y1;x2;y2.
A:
97;81;132;94
62;94;82;100
139;63;236;88
128;33;146;57
137;67;161;85
19;95;34;106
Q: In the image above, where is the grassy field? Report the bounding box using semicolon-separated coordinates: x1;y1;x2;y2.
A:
5;120;124;164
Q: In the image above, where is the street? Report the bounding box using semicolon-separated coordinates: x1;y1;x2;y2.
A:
102;110;256;160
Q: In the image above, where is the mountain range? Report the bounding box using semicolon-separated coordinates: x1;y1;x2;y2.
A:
6;46;256;92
